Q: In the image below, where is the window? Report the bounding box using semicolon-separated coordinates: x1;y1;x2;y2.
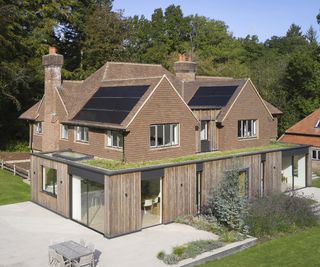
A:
200;121;208;140
239;170;249;197
34;122;43;134
106;130;123;148
315;120;320;128
238;120;257;138
60;124;68;140
42;166;57;196
76;127;88;142
150;124;179;148
312;149;320;160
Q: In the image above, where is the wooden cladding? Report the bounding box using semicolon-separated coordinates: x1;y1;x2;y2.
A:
105;172;141;237
30;155;69;217
162;164;197;223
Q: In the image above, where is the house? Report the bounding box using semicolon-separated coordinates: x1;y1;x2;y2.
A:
279;108;320;171
20;48;311;238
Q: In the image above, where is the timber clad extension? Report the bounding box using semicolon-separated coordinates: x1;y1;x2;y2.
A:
21;47;311;238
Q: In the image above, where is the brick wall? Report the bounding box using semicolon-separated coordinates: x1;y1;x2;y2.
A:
218;82;278;150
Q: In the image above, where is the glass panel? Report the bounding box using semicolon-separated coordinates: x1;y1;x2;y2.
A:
107;131;112;146
248;120;252;136
150;126;156;147
141;177;161;228
112;131;117;146
200;121;208;140
294;155;306;189
172;124;177;145
281;156;293;192
118;133;123;148
164;124;171;145
318;151;320;160
42;167;57;195
157;125;164;146
313;150;317;159
238;121;241;137
87;180;104;233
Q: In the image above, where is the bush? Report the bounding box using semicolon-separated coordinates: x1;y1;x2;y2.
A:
246;193;318;238
4;141;29;152
202;168;249;233
175;215;219;234
157;240;224;265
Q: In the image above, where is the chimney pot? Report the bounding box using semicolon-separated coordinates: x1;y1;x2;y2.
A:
49;46;57;55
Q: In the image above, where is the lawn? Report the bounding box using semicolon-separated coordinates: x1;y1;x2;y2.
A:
312;178;320;188
200;226;320;267
0;169;30;205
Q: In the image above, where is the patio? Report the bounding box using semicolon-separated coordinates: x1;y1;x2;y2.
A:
0;202;216;267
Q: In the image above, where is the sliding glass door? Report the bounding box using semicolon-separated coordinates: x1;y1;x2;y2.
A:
72;175;104;233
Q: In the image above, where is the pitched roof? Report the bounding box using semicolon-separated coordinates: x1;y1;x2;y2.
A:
283;108;320;136
264;100;283;115
19;98;43;120
279;134;320;147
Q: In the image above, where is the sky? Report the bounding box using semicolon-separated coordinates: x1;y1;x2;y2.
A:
113;0;320;42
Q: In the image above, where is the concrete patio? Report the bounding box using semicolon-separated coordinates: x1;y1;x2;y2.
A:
0;202;217;267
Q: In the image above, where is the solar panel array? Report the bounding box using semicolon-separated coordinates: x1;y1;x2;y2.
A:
188;85;238;108
73;85;150;124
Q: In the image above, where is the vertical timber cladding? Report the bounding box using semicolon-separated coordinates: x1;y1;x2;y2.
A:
162;164;197;223
105;172;141;238
264;151;282;195
30;155;69;217
201;154;262;204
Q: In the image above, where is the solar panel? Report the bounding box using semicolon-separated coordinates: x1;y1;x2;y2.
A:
73;85;149;124
188;85;238;108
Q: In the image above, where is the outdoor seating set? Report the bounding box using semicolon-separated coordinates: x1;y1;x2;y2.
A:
143;193;160;214
49;239;95;267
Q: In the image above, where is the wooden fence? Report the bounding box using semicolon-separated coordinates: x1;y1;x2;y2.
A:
1;160;30;180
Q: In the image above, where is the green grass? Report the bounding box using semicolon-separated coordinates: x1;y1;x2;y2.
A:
83;142;296;170
0;169;30;205
200;226;320;267
312;178;320;188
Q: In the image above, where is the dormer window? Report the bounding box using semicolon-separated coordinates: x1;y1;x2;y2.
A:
315;120;320;128
35;122;43;134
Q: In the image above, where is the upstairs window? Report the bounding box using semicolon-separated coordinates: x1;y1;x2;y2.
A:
150;124;179;148
312;149;320;160
35;122;43;134
238;120;257;139
60;124;68;140
76;126;89;143
315;120;320;128
200;121;208;140
106;130;123;148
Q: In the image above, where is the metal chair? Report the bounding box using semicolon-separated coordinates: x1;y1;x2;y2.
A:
143;199;153;214
72;253;94;267
49;249;71;267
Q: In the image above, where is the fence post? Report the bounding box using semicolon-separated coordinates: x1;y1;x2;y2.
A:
13;164;16;176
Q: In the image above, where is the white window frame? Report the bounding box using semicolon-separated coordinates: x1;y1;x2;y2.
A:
75;126;89;143
200;121;208;141
150;123;179;148
106;130;123;149
60;124;68;140
312;149;320;160
238;119;257;139
34;122;43;134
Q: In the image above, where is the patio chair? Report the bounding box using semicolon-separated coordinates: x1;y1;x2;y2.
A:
50;249;71;267
72;253;94;267
86;242;95;252
49;248;58;266
144;199;153;214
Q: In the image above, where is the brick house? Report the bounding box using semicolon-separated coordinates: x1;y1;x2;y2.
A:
20;48;311;238
20;48;282;163
279;108;320;170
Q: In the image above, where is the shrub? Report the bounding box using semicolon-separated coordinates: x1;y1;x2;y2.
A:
176;215;219;234
246;193;318;238
4;141;29;152
202;168;249;233
158;240;224;265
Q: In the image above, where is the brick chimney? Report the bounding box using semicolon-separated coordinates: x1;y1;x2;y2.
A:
174;54;197;81
42;46;64;151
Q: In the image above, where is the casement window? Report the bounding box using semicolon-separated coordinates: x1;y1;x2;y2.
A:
42;166;57;196
239;169;249;198
75;126;89;143
315;120;320;128
312;149;320;160
106;130;123;148
238;119;257;138
34;122;43;134
150;124;179;148
60;124;68;140
200;121;208;140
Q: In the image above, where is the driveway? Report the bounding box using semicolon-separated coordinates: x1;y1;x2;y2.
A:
0;202;217;267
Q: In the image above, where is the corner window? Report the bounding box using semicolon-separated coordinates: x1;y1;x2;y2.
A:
35;122;43;134
150;124;179;148
76;126;88;143
238;120;257;139
42;166;57;196
200;121;208;140
106;130;123;148
60;124;68;140
312;149;320;160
